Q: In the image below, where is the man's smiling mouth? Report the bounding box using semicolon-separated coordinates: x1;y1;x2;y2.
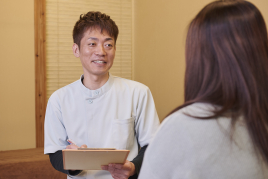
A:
93;60;106;64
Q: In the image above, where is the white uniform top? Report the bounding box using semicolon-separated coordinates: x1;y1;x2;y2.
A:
139;103;268;179
44;75;160;179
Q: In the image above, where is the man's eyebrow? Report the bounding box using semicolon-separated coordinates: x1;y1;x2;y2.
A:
104;37;113;41
88;37;98;41
87;37;114;41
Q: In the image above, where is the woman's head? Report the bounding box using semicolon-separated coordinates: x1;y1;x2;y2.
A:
185;0;268;110
182;0;268;163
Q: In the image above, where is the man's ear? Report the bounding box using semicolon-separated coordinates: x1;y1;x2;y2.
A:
72;43;80;58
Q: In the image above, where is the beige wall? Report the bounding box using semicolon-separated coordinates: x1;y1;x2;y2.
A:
133;0;268;121
0;0;35;151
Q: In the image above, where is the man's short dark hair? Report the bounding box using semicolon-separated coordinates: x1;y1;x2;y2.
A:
73;11;119;48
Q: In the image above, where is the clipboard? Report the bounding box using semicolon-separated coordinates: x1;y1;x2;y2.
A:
62;149;130;170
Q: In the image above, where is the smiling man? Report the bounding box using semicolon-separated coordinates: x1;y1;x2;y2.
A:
44;11;160;179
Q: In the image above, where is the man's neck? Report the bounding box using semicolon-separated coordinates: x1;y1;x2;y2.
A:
82;73;109;90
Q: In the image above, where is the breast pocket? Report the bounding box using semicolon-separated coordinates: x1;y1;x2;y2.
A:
112;117;135;150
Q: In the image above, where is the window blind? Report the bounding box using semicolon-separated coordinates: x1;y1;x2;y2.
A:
46;0;132;101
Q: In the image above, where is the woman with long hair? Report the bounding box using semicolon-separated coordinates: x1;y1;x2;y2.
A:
139;0;268;178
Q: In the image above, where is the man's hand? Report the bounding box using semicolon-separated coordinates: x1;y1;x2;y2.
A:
66;144;87;172
101;160;136;179
66;144;87;149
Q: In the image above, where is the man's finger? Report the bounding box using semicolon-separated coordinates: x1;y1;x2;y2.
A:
101;165;108;170
113;164;123;169
66;144;79;149
107;165;116;173
113;172;128;179
80;144;88;148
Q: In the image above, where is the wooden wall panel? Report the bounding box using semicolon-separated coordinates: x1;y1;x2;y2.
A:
34;0;46;148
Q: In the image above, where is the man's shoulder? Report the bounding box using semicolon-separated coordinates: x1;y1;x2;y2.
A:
49;79;81;99
112;76;149;91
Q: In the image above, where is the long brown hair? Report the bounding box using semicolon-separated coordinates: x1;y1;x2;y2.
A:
169;0;268;163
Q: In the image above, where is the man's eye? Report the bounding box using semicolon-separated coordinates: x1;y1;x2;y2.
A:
105;44;113;47
89;43;96;46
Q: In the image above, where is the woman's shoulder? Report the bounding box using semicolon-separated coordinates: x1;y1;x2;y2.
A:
164;103;218;125
159;103;231;140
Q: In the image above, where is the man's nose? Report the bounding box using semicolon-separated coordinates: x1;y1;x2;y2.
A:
95;45;106;56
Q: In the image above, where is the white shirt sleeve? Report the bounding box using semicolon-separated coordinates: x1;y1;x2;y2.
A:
44;92;69;154
134;87;160;147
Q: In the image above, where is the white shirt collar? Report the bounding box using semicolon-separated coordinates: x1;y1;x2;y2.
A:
79;74;114;99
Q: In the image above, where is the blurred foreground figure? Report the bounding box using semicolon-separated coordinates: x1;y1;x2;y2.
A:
139;0;268;178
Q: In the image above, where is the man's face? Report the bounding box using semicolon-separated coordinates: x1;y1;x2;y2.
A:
73;27;116;78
